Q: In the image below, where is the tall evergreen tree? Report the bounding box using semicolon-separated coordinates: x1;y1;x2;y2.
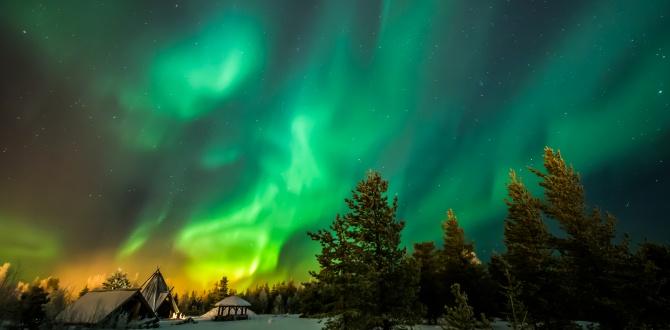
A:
501;169;559;325
441;209;494;317
213;276;229;302
308;171;420;330
503;170;551;272
442;209;474;266
499;147;653;328
530;147;629;326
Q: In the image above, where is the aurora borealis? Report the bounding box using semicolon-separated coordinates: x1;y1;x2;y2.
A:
0;0;669;290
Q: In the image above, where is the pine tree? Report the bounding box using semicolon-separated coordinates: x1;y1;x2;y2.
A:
308;171;420;330
530;147;628;326
442;209;475;266
499;147;643;327
207;276;229;304
501;169;558;325
102;269;131;290
503;170;551;271
440;283;490;330
413;242;444;324
441;209;493;318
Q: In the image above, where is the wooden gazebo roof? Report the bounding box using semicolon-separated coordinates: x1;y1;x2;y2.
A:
214;295;251;307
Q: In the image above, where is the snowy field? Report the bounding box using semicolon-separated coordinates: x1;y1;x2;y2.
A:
159;314;521;329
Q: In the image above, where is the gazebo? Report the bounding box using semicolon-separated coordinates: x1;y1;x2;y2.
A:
213;296;252;321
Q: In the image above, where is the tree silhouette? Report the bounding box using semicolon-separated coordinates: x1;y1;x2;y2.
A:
501;147;659;327
413;241;443;324
441;209;494;317
102;269;131;290
308;171;419;330
18;285;49;329
501;169;558;324
440;283;490;330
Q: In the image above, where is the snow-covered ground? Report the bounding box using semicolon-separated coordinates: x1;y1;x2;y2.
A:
160;315;323;330
159;314;520;329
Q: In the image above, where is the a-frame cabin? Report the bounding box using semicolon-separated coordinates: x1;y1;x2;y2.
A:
140;269;180;318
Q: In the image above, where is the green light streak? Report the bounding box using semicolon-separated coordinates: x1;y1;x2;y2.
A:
0;0;668;289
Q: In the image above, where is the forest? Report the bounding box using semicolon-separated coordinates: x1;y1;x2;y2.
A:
1;147;668;330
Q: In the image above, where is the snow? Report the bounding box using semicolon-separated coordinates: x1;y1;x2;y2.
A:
160;315;322;330
159;315;521;330
160;315;595;330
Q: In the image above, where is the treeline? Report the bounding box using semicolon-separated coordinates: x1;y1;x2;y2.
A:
303;147;670;329
0;267;148;329
0;265;73;330
176;278;306;316
239;281;303;314
1;147;669;330
176;276;235;316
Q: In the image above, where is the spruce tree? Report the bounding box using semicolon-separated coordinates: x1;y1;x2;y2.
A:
308;171;419;330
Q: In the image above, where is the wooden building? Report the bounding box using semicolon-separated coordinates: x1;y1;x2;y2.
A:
213;295;252;321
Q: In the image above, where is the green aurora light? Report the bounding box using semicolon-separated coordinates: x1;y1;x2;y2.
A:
0;0;668;289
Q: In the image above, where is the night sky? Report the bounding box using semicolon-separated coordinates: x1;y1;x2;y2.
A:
1;0;669;290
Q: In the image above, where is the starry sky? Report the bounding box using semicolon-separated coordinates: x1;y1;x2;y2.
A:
0;0;669;290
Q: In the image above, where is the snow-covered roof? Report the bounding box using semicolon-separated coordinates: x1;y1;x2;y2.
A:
57;289;155;324
214;295;252;307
